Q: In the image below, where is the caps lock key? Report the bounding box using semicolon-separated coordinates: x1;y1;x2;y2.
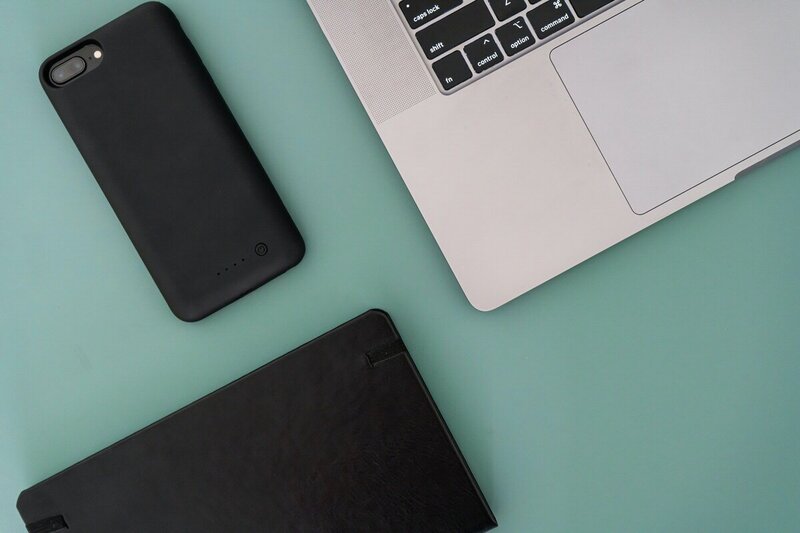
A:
400;0;463;30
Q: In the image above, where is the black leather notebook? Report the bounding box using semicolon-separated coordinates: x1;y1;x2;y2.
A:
17;310;497;532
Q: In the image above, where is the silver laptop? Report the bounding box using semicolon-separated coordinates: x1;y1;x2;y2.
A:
308;0;800;311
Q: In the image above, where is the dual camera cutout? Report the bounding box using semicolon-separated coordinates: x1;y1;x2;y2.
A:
48;43;104;86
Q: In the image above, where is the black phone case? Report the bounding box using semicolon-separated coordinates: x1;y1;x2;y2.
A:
39;2;304;321
17;310;497;532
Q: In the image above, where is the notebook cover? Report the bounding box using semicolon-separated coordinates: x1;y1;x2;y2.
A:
17;310;497;532
39;2;304;321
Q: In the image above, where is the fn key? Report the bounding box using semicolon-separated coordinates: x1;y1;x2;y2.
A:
432;51;472;91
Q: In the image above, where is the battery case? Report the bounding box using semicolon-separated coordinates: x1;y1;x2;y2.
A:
39;2;304;321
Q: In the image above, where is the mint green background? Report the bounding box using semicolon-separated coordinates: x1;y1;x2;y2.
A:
2;1;800;531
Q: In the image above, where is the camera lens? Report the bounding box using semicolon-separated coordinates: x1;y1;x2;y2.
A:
50;56;86;85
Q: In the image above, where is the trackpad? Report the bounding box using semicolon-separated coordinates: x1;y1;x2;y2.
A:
551;0;800;214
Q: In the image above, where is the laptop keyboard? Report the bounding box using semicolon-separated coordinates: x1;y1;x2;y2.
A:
398;0;621;93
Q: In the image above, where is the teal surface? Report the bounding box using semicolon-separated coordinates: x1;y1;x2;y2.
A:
2;1;800;531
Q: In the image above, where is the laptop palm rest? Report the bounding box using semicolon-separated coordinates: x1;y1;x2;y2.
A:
551;0;800;214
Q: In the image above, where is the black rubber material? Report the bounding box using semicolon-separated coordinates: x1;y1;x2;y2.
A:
39;2;304;321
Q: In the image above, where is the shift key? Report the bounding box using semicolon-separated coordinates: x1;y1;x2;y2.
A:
400;0;463;29
417;1;495;60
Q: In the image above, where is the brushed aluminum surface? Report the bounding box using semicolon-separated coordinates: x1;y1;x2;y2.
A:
552;0;800;214
309;0;800;310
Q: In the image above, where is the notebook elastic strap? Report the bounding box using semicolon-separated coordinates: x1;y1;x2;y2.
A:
366;338;408;366
25;515;68;533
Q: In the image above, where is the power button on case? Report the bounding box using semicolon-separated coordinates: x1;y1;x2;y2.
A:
255;243;268;256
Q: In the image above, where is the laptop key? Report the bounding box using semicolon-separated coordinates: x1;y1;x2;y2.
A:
527;0;575;40
496;17;536;56
417;1;495;60
432;51;473;90
464;35;504;73
401;0;615;93
569;0;615;18
400;0;463;30
487;0;527;21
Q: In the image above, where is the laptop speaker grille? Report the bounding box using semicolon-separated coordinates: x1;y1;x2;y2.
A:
309;0;436;124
